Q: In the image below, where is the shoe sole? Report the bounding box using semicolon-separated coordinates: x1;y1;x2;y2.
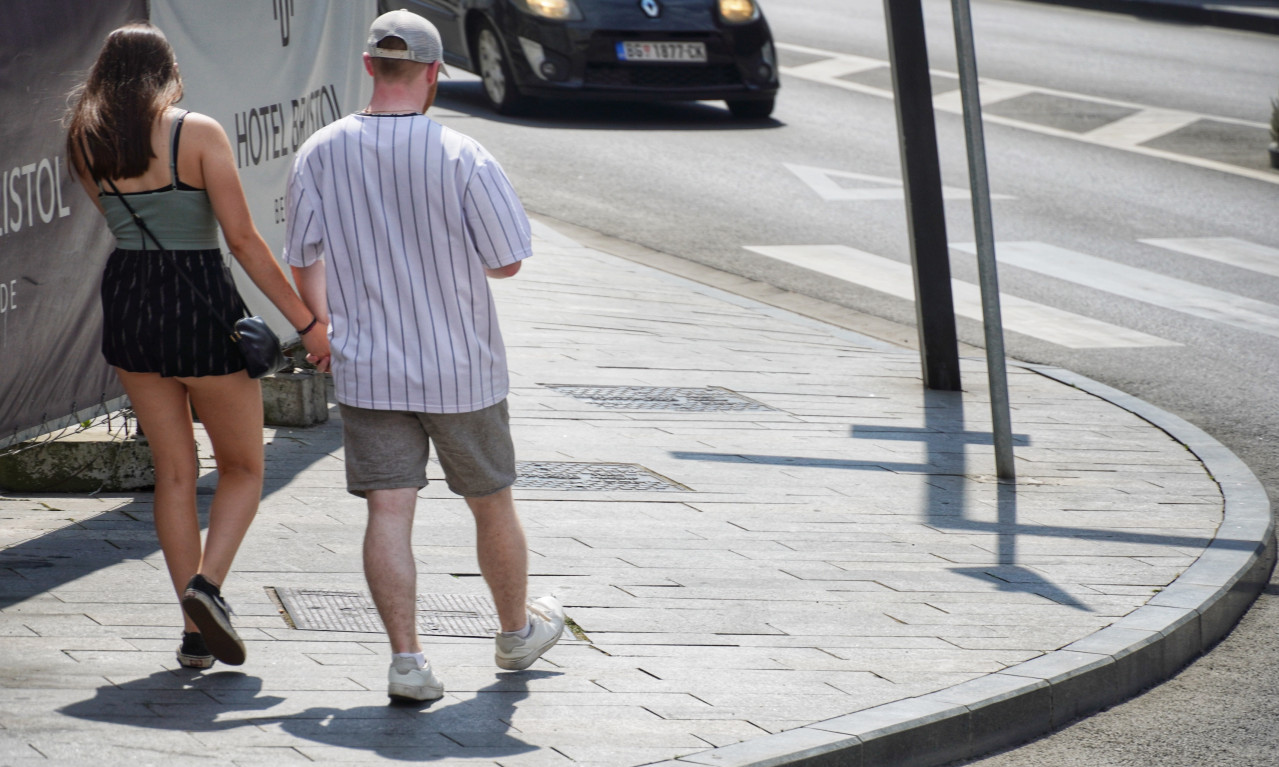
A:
176;652;215;669
495;629;563;671
388;684;444;703
181;590;246;666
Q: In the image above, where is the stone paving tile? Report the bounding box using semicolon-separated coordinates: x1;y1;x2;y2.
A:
0;229;1231;765
20;742;247;766
292;743;572;765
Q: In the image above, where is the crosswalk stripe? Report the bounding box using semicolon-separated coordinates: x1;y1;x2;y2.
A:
1083;109;1203;146
782;54;883;81
774;42;1277;187
931;81;1038;112
957;241;1279;339
743;244;1178;349
1141;238;1279;279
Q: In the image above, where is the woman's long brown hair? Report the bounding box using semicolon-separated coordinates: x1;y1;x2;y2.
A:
65;22;183;182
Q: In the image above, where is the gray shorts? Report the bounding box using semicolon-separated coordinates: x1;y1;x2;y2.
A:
339;400;516;498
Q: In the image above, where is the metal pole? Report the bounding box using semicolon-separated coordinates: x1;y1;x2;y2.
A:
883;0;961;392
950;0;1015;480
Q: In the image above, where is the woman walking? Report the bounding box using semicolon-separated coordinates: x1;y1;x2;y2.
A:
65;22;330;669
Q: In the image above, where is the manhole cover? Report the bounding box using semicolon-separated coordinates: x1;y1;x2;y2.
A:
544;385;773;412
515;461;688;491
272;589;500;637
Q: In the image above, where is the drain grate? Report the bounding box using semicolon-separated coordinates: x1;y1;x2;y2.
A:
544;385;774;412
273;589;500;637
515;461;688;492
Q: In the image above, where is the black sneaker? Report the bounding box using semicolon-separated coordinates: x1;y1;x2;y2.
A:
176;631;214;669
181;574;246;666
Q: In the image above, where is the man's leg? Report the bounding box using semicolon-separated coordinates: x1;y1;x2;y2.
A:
364;487;423;654
466;487;528;632
431;401;563;669
468;487;565;670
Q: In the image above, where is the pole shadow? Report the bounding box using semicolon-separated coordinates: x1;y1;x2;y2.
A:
668;387;1240;611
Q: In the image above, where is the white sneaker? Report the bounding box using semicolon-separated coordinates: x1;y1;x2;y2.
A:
387;657;445;703
495;596;565;670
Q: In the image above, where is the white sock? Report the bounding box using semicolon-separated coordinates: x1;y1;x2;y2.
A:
501;620;533;639
393;652;427;668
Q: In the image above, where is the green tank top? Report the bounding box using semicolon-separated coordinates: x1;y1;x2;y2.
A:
100;111;221;251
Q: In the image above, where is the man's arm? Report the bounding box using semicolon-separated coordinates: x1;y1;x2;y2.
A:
485;262;522;279
291;262;331;372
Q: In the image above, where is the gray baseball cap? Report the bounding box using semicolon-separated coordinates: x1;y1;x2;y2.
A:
367;10;449;74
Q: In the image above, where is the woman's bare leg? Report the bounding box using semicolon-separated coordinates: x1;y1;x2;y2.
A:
182;371;264;587
116;369;202;631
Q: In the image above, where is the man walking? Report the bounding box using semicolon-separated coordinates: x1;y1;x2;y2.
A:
284;9;563;703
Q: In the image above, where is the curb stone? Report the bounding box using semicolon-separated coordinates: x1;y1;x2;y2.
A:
639;363;1275;767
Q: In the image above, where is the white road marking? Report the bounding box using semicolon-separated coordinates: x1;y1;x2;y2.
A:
782;53;883;81
743;244;1177;349
931;80;1038;112
783;163;1012;201
1083;109;1203;146
956;241;1279;338
1142;238;1279;279
775;42;1277;186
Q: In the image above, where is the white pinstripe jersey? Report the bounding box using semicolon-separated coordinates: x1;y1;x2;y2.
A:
284;113;532;413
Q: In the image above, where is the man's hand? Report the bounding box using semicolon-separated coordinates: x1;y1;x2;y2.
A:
300;319;332;373
485;262;522;279
305;352;332;373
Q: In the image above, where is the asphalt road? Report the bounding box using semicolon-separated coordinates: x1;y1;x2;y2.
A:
427;1;1279;763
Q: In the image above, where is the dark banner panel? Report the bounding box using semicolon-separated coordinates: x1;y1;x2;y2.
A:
1;0;373;449
0;0;146;447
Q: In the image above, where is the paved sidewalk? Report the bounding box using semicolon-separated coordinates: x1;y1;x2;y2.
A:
0;221;1271;766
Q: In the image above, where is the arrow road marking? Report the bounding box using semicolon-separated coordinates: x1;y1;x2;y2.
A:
784;163;1014;202
1142;238;1279;280
743;244;1177;349
955;241;1279;339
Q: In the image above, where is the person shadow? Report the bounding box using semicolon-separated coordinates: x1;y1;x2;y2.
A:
272;670;552;761
60;667;553;761
59;669;286;731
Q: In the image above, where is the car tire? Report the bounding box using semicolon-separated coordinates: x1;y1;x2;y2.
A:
727;98;775;120
475;22;531;115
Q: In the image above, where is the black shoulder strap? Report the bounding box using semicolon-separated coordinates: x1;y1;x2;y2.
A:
169;110;188;189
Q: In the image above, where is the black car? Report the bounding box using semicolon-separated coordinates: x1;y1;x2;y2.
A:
376;0;779;119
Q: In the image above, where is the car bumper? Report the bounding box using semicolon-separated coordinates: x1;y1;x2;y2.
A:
496;10;779;102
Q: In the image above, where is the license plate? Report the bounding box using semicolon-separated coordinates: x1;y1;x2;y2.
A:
616;41;707;63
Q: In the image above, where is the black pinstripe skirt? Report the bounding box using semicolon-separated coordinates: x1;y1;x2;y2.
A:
100;248;249;377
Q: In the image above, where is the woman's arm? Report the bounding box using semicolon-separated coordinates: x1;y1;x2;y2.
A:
187;113;330;364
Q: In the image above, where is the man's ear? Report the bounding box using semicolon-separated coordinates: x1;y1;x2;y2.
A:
363;52;375;77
